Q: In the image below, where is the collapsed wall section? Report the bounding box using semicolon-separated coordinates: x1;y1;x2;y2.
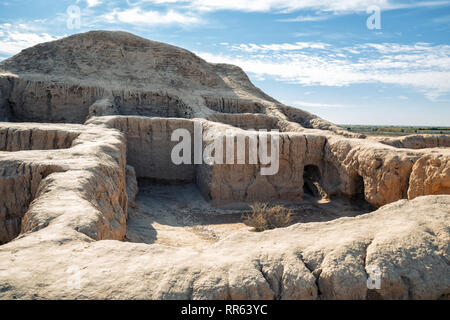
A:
320;137;449;208
0;123;83;243
0;122;129;244
0;76;193;123
113;90;193;118
203;96;265;114
0;160;64;244
408;153;450;199
377;134;450;149
209;113;278;130
0;125;79;151
1;77;105;123
88;116;196;181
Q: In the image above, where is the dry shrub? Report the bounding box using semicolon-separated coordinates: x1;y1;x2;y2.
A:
243;203;293;232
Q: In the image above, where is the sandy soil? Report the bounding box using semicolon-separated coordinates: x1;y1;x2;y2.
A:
125;181;374;248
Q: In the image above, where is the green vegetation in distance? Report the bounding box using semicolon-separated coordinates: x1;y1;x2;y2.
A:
340;125;450;136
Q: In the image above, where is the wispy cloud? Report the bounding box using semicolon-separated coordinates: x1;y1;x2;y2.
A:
278;15;332;22
115;0;450;31
137;0;450;13
386;0;450;10
198;41;450;101
289;100;348;108
64;0;450;32
101;7;202;26
230;42;329;52
77;0;103;8
293;31;322;37
0;23;62;56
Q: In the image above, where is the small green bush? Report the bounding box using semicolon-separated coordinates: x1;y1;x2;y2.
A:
243;203;293;232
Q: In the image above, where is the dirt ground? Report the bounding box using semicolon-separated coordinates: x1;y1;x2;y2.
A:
125;181;375;248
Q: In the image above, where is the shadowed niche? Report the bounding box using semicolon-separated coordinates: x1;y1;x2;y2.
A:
303;165;327;199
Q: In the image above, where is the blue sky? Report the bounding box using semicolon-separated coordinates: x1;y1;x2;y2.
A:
0;0;449;126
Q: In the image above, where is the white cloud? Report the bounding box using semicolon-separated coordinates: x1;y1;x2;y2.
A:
102;7;201;26
77;0;103;8
197;41;450;100
96;0;450;31
387;0;450;10
358;42;435;53
230;42;329;52
139;0;450;13
87;0;102;7
293;31;322;37
278;15;331;22
0;24;61;56
289;100;347;108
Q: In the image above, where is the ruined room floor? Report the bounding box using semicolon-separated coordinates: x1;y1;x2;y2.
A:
125;181;375;248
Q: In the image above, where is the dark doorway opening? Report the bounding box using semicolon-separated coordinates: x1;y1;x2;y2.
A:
350;174;374;210
352;175;366;201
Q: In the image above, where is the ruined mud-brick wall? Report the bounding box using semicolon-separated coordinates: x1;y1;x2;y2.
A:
88;115;450;208
408;153;450;199
209;113;278;131
91;116;328;205
0;160;65;244
197;123;325;204
323;136;450;207
377;134;450;149
0;76;193;123
0;123;130;244
88;116;196;182
197;121;327;205
198;125;450;207
0;125;79;151
0;124;80;243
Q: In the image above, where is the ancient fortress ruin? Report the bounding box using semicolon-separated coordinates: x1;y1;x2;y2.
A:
0;31;449;299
